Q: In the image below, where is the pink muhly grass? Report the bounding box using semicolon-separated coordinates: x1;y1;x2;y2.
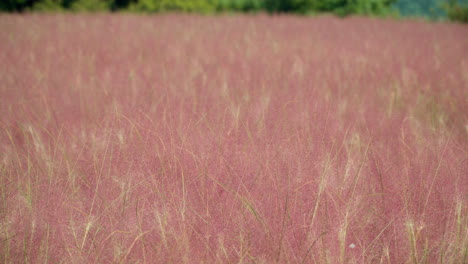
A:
0;14;467;263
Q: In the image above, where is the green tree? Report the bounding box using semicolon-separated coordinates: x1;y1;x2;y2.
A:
264;0;397;15
264;0;312;14
70;0;111;11
110;0;135;10
445;0;468;22
0;0;36;12
217;0;264;12
130;0;217;13
32;0;63;11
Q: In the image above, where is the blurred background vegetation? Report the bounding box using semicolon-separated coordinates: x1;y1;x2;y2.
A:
0;0;467;22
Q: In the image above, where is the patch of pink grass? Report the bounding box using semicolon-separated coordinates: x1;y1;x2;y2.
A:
0;14;467;263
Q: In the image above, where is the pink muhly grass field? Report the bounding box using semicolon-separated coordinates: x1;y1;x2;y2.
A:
0;14;467;263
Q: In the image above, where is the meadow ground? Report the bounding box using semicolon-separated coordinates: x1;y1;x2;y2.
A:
0;14;467;263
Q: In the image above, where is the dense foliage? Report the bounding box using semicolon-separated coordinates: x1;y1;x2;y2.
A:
445;0;468;22
0;0;397;16
6;0;468;21
264;0;397;16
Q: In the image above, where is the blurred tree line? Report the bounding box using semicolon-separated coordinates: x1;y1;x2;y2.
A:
0;0;398;14
0;0;467;22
